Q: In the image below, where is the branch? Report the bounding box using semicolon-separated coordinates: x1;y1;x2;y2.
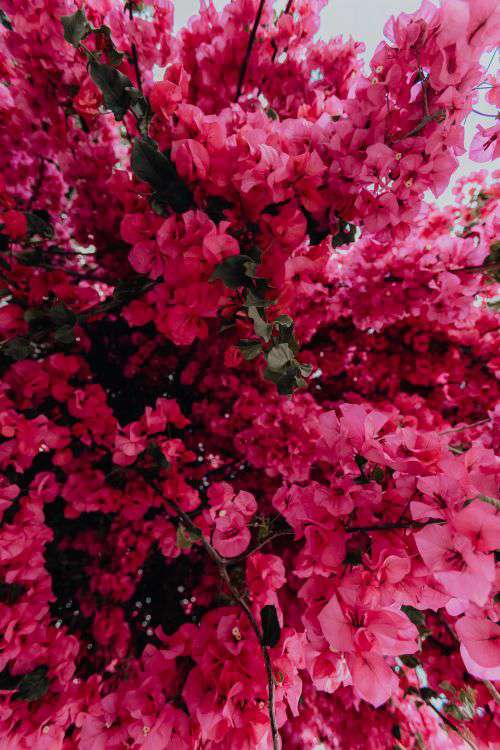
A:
391;108;446;142
138;472;281;750
484;680;500;705
439;417;490;435
27;157;46;211
235;0;267;101
126;2;142;92
346;518;445;534
228;530;295;564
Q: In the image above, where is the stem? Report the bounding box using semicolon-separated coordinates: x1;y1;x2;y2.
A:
270;0;293;64
235;0;267;101
471;109;498;118
391;108;446;142
228;530;295;564
138;472;281;750
439;417;490;435
449;261;500;274
346;518;445;533
127;3;143;92
425;700;478;750
27;157;46;210
484;680;500;705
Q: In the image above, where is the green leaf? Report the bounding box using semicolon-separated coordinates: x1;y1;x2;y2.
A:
49;303;77;327
401;605;427;632
210;255;256;289
0;9;13;30
176;524;201;550
299;362;313;377
264;362;305;395
238;340;262;361
61;8;90;47
147;441;170;469
266;343;294;371
13;666;49;702
477;494;500;510
131;138;192;211
3;337;30;360
248;306;272;342
419;687;438;702
27;211;53;239
261;604;281;648
243;287;272;308
54;325;76;345
400;654;420;668
89;60;133;120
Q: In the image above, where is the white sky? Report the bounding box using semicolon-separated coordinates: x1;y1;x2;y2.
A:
173;0;498;204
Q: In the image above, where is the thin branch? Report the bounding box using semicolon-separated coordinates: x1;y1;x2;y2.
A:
27;157;46;211
235;0;267;101
439;417;490;435
391;108;446;142
425;700;478;750
126;3;143;92
471;108;498;118
138;472;281;750
449;261;500;273
228;530;295;564
346;518;445;534
484;680;500;705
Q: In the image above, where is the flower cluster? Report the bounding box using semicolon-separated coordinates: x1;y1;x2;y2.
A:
0;0;498;748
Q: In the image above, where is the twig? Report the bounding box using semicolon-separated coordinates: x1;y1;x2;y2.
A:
425;700;478;750
391;108;446;142
138;472;281;750
27;157;46;210
471;109;498;118
228;530;295;564
449;261;500;273
235;0;267;101
346;518;445;533
439;417;490;435
484;680;500;705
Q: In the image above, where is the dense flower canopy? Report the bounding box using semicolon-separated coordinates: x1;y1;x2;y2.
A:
0;0;499;747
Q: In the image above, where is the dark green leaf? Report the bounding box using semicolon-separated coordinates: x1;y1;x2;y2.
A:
210;255;256;289
0;9;13;30
3;337;30;360
27;212;53;239
176;524;201;550
61;8;90;46
238;340;262;361
147;441;170;469
54;325;76;345
243;287;272;308
89;60;132;120
400;654;420;668
49;303;77;327
261;604;280;647
299;362;313;377
401;605;427;632
248;306;271;341
266;343;294;371
131;138;192;211
419;687;438;702
14;666;49;702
